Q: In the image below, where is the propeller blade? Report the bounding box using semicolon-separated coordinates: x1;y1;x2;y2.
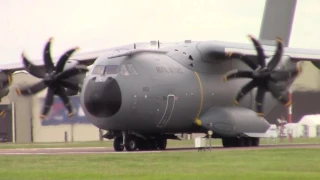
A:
234;80;256;105
22;53;46;78
55;47;79;73
16;80;47;96
43;37;55;73
248;35;266;67
57;67;88;80
223;70;253;82
7;74;12;85
40;88;54;119
0;110;6;118
226;52;258;70
60;80;80;92
21;53;46;78
270;68;299;81
267;81;292;106
255;87;266;116
266;37;283;70
0;72;11;88
56;87;74;117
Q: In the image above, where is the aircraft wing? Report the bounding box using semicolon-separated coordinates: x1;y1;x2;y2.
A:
222;40;320;62
0;40;182;74
0;49;103;74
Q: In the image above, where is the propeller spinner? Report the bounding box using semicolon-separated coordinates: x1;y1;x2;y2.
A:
223;35;302;116
16;38;88;119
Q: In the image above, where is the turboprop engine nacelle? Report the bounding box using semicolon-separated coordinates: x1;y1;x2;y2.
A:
198;107;271;138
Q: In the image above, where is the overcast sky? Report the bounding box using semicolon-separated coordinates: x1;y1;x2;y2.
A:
1;0;320;64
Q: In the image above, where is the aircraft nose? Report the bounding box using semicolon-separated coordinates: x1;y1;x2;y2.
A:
83;77;122;118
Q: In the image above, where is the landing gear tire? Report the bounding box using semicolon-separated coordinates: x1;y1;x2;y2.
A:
156;138;167;150
113;136;124;152
244;138;252;147
125;136;138;151
222;138;233;147
223;138;248;147
137;138;167;151
147;139;158;150
137;140;149;151
236;138;245;147
251;137;260;146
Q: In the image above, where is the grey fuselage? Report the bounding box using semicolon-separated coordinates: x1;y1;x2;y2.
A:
80;40;296;134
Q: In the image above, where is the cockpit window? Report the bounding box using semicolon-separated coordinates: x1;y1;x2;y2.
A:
120;65;130;76
126;64;139;75
105;65;119;74
92;65;105;75
120;64;139;76
92;65;119;75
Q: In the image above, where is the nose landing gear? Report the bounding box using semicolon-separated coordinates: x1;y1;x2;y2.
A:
113;136;124;151
112;133;167;152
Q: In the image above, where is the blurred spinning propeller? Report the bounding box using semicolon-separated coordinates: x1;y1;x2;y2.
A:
0;70;12;117
16;38;88;119
223;35;302;116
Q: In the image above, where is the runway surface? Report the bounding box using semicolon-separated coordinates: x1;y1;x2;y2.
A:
0;143;319;155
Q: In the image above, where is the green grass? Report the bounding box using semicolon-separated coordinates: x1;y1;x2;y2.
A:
0;137;319;149
0;148;319;180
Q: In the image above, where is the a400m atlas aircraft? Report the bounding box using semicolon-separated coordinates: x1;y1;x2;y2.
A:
2;33;319;152
0;0;313;152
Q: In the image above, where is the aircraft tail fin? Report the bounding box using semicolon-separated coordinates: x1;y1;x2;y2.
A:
259;1;320;70
258;0;297;47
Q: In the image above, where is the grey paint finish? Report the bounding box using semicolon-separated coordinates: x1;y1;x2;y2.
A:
80;39;300;137
198;107;270;137
259;0;297;46
81;52;202;133
12;1;316;139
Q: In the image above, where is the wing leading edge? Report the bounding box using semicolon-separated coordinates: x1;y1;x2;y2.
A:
223;41;320;62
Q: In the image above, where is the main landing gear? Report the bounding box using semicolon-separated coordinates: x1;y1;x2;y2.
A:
222;137;260;147
113;135;167;152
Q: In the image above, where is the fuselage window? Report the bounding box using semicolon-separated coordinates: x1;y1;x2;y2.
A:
92;65;105;75
106;65;119;74
126;64;139;75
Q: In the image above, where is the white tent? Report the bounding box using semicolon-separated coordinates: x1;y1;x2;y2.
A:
282;115;320;138
284;123;301;138
296;115;320;138
265;124;278;138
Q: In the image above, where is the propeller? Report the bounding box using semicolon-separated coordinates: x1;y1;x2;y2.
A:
0;71;12;117
223;35;302;116
16;37;88;120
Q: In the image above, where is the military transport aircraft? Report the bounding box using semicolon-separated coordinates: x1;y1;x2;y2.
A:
1;34;320;151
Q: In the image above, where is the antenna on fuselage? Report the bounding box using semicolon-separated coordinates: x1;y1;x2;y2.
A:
133;43;136;49
150;40;160;49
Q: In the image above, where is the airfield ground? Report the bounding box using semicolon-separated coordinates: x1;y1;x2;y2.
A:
0;137;319;149
0;138;319;180
0;147;319;180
